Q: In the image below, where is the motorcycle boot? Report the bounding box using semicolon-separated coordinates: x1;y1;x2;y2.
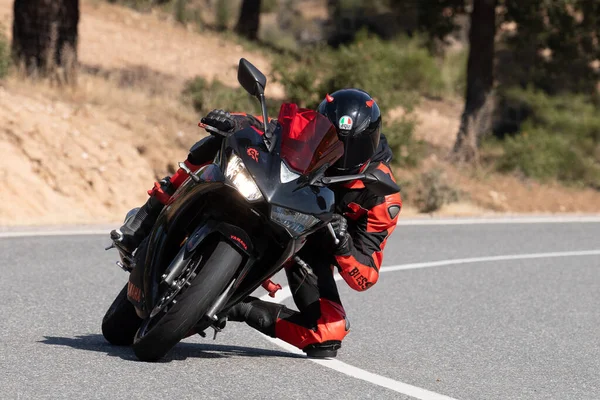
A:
110;177;173;255
226;296;289;338
226;297;344;358
302;341;342;358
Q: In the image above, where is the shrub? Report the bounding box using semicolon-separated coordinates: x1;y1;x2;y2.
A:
383;118;424;167
260;24;299;53
106;0;154;11
261;0;278;13
183;76;280;117
215;0;234;31
272;33;456;113
415;169;460;213
0;28;9;79
493;88;600;188
320;32;445;110
271;49;330;108
184;76;254;113
174;0;187;24
440;48;467;97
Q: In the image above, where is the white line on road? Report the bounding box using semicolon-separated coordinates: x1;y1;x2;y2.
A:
1;215;600;238
0;229;111;238
397;215;600;225
260;249;600;400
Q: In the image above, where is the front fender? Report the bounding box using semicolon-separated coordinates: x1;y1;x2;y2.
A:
185;220;254;258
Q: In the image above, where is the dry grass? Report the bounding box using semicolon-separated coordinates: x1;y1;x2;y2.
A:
0;0;281;225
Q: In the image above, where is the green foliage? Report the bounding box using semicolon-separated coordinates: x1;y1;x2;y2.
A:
271;49;329;108
415;169;460;213
328;0;463;46
260;25;299;53
389;0;464;42
215;0;234;31
502;0;600;95
320;33;444;109
0;28;10;79
440;48;467;97
384;118;424;167
184;76;254;114
106;0;154;11
494;88;600;188
261;0;278;13
183;76;280;117
273;33;462;113
174;0;187;24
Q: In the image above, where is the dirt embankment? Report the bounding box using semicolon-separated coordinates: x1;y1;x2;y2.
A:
0;0;277;226
0;0;598;226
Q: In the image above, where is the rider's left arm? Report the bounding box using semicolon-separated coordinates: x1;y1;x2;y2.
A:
334;192;402;292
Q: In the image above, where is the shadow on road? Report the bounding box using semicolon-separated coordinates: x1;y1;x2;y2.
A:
39;334;304;362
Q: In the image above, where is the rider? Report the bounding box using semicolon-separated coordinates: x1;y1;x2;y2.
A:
111;88;402;358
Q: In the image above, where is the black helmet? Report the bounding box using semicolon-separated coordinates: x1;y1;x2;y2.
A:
317;88;381;172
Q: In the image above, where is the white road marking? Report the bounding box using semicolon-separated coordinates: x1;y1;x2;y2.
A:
397;215;600;225
260;249;600;400
0;228;111;238
380;250;600;273
1;215;599;238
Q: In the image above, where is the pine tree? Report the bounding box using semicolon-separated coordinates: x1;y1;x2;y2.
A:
12;0;79;83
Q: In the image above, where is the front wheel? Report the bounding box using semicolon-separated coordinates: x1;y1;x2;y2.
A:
101;284;143;346
132;239;243;361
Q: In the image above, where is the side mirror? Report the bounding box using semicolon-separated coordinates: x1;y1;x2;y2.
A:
238;58;267;98
364;168;401;197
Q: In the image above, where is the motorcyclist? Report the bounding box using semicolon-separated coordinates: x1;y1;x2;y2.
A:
111;88;402;358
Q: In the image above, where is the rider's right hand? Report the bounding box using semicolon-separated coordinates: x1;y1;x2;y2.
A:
330;214;351;254
201;109;236;133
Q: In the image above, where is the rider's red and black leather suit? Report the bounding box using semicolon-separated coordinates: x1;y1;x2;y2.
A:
148;114;402;354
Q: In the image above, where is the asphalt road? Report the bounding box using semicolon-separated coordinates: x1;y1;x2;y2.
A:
1;219;599;400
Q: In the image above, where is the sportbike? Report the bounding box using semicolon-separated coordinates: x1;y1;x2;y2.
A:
101;59;398;361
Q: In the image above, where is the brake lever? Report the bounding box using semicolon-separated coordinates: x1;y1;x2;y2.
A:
198;122;230;138
178;162;201;183
327;223;340;245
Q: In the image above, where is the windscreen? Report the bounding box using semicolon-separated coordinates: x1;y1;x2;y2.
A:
278;103;344;175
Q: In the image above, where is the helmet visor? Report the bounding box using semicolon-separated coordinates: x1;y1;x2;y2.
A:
335;125;380;170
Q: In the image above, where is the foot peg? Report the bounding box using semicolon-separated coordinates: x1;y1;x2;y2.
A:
261;279;282;298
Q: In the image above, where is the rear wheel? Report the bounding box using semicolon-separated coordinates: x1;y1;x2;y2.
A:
132;239;242;361
101;284;143;346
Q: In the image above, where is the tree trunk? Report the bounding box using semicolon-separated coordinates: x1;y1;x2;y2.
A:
12;0;79;84
235;0;261;41
452;0;496;163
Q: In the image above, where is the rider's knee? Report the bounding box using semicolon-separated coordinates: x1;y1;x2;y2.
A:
316;299;350;343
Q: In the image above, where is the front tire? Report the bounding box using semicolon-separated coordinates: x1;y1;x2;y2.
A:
132;240;242;361
101;284;143;346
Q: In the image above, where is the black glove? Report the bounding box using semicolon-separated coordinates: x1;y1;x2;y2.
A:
330;214;351;255
201;109;236;133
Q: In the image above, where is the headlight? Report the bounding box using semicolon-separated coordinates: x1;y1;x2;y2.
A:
226;154;263;201
270;206;320;237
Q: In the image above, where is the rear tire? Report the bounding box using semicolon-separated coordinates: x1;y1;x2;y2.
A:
132;240;242;361
101;284;143;346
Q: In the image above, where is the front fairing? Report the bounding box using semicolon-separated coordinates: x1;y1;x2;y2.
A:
224;125;336;221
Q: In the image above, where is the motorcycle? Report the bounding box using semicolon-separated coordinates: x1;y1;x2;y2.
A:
101;58;399;361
